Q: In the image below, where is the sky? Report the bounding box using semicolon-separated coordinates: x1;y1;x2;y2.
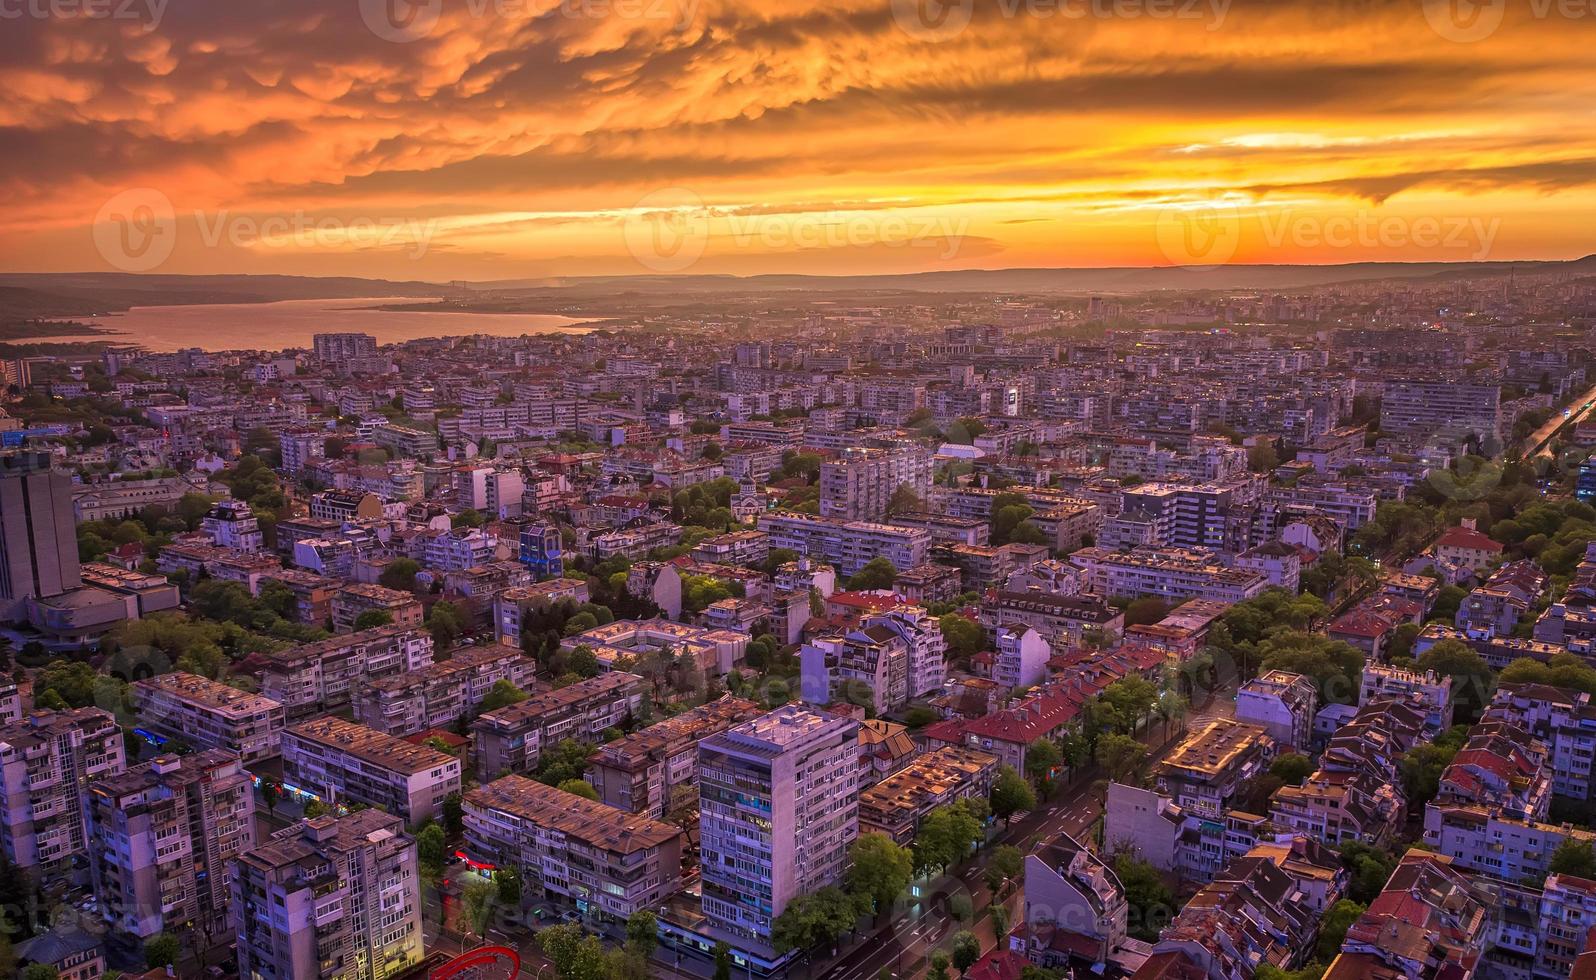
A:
3;0;1595;281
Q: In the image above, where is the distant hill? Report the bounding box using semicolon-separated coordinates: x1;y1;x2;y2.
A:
2;256;1593;321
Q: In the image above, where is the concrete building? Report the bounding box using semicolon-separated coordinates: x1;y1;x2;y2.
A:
1068;546;1270;604
283;717;462;825
463;775;683;920
87;750;256;942
857;745;998;845
1153;719;1276;820
1235;671;1319;752
131;672;286;763
259;625;435;719
0;708;127;878
1381;379;1501;446
233;810;424;980
993;625;1050;691
757;511;932;577
330;583;424;633
0;451;82;619
469;672;645;781
585;695;763;818
201;499;265;552
979;591;1124;651
352;646;538;737
1011;832;1128;973
492;577;591;646
698;706;861;950
1359;664;1454;735
820;447;933;521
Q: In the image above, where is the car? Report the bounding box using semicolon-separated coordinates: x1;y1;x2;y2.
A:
560;910;582;924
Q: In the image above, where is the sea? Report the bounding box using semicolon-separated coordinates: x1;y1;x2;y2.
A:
16;296;594;353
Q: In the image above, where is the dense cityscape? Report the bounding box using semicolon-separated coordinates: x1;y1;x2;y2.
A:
0;274;1591;980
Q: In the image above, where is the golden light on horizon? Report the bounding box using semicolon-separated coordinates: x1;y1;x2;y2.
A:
4;0;1595;279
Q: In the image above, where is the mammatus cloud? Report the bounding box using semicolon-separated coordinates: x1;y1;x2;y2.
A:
1;0;1593;277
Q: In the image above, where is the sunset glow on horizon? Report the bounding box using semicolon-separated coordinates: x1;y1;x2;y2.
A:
5;0;1596;280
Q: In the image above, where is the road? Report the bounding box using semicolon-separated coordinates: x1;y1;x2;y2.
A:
1522;381;1596;459
813;688;1238;980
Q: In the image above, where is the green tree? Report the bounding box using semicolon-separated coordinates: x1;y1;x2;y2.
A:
885;483;924;517
1339;841;1399;904
1415;639;1495;724
989;766;1037;824
626;909;659;959
353;609;394;631
928;951;951;980
494;867;522;906
1114;853;1176;941
938;613;986;660
21;964;58;980
557;778;599;801
1095;733;1148;784
951;930;981;971
479;679;529;714
461;878;496;936
1123;597;1171;627
144;933;181;970
771;887;859;956
1024;738;1062;784
378;558;420;592
426;599;466;649
1270;753;1315;786
984;844;1024;896
415;823;447;875
442;791;464;835
713;941;733;980
914;801;983;875
538;923;610;980
846;833;914;916
847;557;899;592
536;739;594;787
1551;838;1596;879
1317;899;1367;962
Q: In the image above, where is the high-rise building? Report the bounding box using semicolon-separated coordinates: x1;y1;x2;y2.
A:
698;706;861;948
1380;379;1502;447
201;499;265;552
232;810;424;980
312;332;377;365
820;447;933;521
88;750;256;942
0;451;81;620
0;708;127;878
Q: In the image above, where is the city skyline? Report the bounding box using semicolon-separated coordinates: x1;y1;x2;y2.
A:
3;0;1595;279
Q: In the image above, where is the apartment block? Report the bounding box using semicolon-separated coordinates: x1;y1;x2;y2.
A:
88;750;256;941
820;447;933;521
1153;719;1276;819
857;745;999;845
757;511;931;577
352;646;538;737
979;590;1124;650
585;695;764;817
330;583;424;633
1010;832;1129;974
469;672;645;781
0;708;126;877
1381;378;1502;445
462;775;683;919
698;706;861;948
492;577;591;645
1068;546;1270;604
1359;664;1454;735
259;625;435;719
233;811;424;980
1485;682;1596;802
131;672;285;763
283;717;461;825
1235;670;1318;752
